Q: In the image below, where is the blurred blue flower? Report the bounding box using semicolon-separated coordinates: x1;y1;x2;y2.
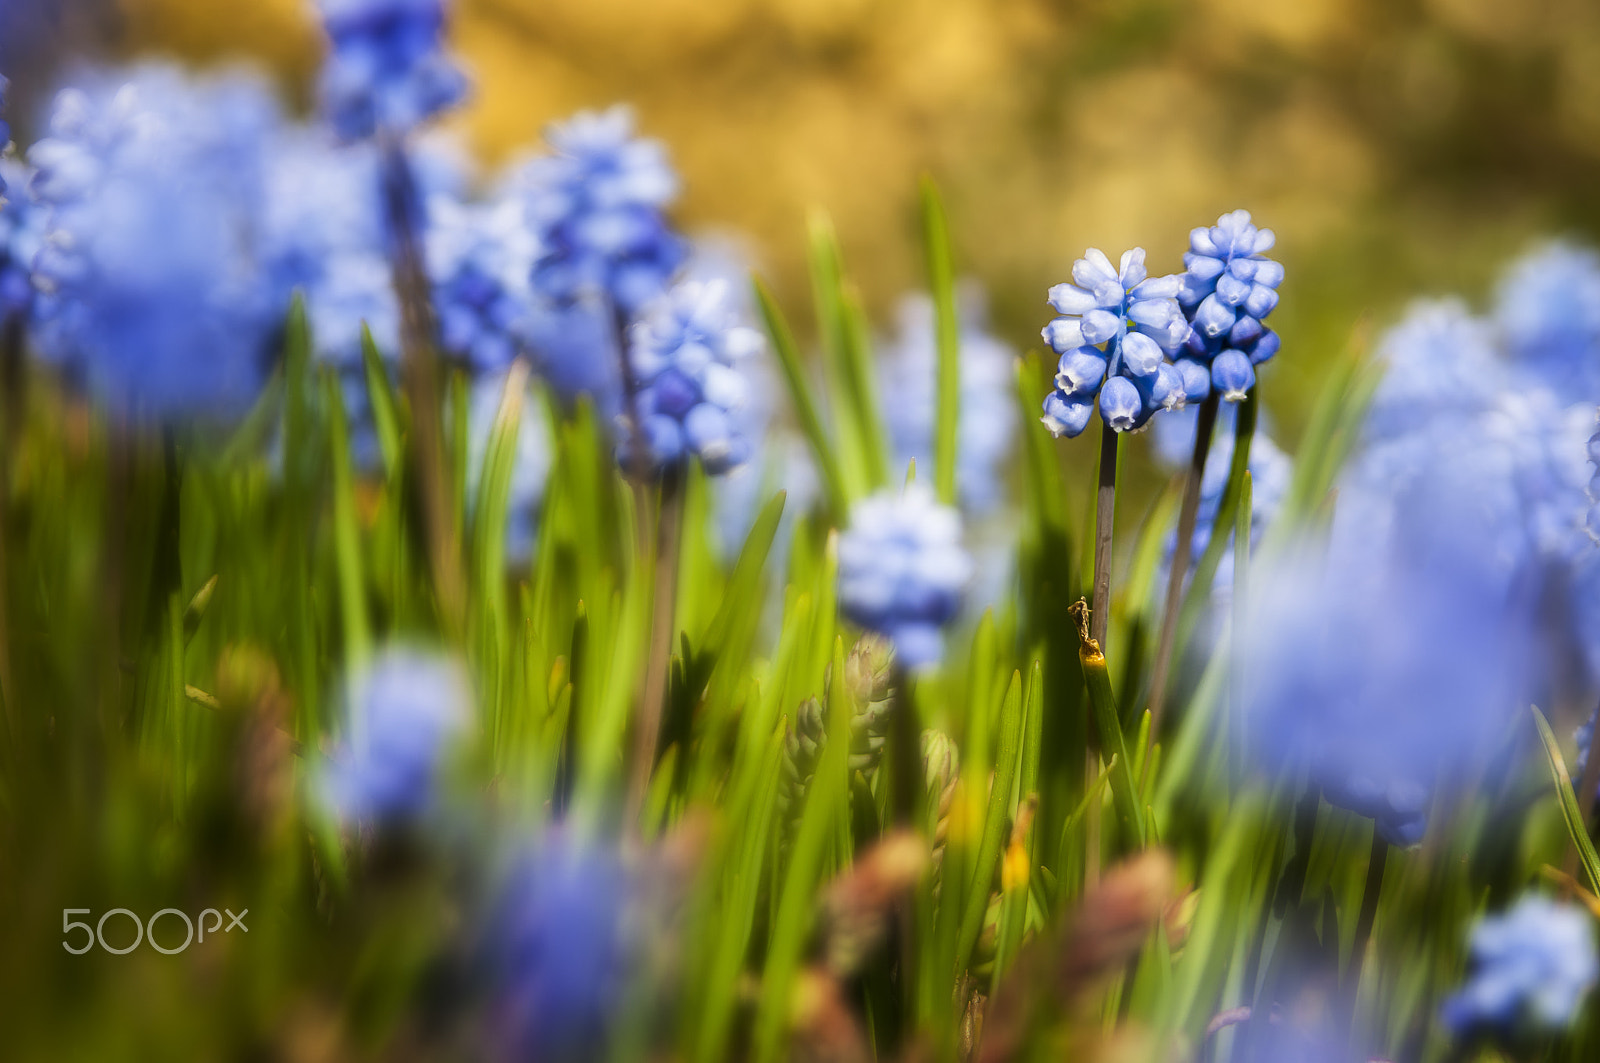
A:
1240;493;1532;847
625;278;762;474
490;837;633;1062
1494;242;1600;399
322;648;470;825
837;484;972;668
425;192;539;373
1589;420;1600;543
0;155;43;318
1366;299;1503;443
0;74;11;151
514;105;685;318
1442;895;1597;1037
1040;247;1189;437
880;286;1017;513
465;367;552;565
1176;209;1283;402
315;0;468;141
27;64;283;421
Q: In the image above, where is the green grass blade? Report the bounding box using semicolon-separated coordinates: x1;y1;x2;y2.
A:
753;275;849;519
955;670;1024;978
360;323;407;483
1532;705;1600;892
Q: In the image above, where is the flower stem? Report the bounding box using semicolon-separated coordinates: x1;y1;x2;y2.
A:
1147;393;1219;735
626;466;684;829
1091;419;1119;650
381;138;463;639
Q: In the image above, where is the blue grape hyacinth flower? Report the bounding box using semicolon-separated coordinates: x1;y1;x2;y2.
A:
837;484;973;669
1176;209;1284;403
322;648;470;826
880;286;1016;513
489;838;634;1062
0;74;11;151
516;105;686;318
315;0;469;142
1588;419;1600;543
0;156;42;318
625;278;762;474
1494;242;1600;399
1040;247;1189;437
426;192;540;373
1443;895;1597;1038
27;64;283;422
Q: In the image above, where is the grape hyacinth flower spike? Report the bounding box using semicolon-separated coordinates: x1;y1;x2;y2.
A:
1040;247;1189;437
625;278;762;476
1442;895;1598;1040
1588;416;1600;543
322;648;471;827
1177;209;1284;403
315;0;469;142
837;484;972;670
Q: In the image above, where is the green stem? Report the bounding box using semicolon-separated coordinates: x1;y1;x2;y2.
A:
626;467;684;830
1091;420;1119;650
1072;600;1146;847
1147;393;1218;735
1344;828;1389;1043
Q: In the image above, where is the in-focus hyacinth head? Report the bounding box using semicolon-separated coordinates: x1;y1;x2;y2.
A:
1176;209;1283;403
315;0;469;142
837;484;973;669
1040;247;1189;437
0;155;42;318
322;648;470;826
1442;895;1598;1038
1494;242;1600;398
517;105;685;317
1239;500;1530;847
466;367;552;566
28;64;283;422
488;837;634;1062
626;278;761;474
426;193;539;373
880;287;1016;513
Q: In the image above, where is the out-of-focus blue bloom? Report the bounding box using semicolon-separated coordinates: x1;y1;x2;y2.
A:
880;286;1017;513
322;648;470;825
0;74;11;151
515;105;685;318
837;484;972;668
0;155;43;318
625;278;761;474
1040;247;1189;437
1442;895;1597;1037
1240;495;1532;847
489;837;633;1062
425;193;539;373
1494;242;1600;398
1366;299;1503;443
28;64;283;421
1176;210;1283;402
1588;419;1600;543
465;367;552;566
315;0;468;142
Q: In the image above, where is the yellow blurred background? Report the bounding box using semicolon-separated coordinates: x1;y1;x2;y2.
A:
24;0;1600;443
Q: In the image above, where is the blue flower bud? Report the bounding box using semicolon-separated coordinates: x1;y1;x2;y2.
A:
1055;347;1106;395
1211;349;1255;401
1041;391;1094;438
1099;376;1142;431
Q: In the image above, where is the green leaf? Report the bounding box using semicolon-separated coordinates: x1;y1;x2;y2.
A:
955;670;1024;978
753;275;849;519
920;177;961;507
1532;705;1600;892
324;367;372;674
360;323;407;483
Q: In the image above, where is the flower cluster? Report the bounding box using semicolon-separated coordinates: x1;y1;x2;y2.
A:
488;838;635;1060
880;287;1016;513
322;648;470;826
1040;247;1188;437
625;279;761;474
0;155;41;318
517;106;685;318
837;485;972;669
1442;895;1597;1038
1176;209;1283;402
1589;419;1600;542
1494;242;1600;400
27;65;283;421
315;0;469;142
426;193;540;373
